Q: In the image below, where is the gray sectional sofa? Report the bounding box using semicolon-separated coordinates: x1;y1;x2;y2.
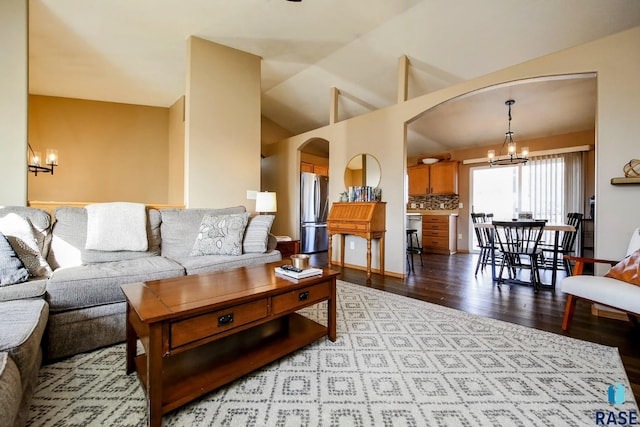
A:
0;204;281;427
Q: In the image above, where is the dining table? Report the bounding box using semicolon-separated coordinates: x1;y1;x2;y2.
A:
474;221;576;290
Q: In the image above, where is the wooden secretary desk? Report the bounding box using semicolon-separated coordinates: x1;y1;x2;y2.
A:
327;202;386;278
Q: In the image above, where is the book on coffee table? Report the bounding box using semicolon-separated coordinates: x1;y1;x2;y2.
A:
274;267;323;280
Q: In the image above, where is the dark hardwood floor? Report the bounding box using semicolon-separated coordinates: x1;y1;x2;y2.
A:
308;250;640;401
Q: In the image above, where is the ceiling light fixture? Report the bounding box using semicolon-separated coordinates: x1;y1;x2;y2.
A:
28;143;58;175
487;99;528;167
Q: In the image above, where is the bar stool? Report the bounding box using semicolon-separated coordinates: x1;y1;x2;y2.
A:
406;229;423;272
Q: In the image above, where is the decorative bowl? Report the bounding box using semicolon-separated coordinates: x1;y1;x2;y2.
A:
421;158;439;165
290;254;310;270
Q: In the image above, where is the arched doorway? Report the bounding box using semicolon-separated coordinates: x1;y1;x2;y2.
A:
405;74;596;258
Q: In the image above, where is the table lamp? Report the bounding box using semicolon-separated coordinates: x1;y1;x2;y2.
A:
255;191;277;214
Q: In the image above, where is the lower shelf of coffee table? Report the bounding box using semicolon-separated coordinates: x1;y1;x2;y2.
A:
134;313;327;415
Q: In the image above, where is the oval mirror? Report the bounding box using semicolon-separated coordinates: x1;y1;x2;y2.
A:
344;154;381;188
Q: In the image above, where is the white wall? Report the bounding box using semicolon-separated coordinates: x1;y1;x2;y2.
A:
264;26;640;276
185;37;261;209
0;0;28;205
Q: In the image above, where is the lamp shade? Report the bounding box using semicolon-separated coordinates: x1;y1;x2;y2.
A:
256;191;277;213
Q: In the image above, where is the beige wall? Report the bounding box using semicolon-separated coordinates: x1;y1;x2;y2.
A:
264;26;640;276
185;37;261;209
27;95;170;204
262;115;293;146
0;0;28;205
168;96;185;205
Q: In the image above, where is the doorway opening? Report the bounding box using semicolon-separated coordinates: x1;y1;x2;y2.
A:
298;138;330;254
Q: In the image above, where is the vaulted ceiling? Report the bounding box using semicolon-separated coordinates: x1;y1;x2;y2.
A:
29;0;640;155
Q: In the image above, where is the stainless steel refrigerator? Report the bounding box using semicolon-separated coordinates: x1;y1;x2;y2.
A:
300;172;329;253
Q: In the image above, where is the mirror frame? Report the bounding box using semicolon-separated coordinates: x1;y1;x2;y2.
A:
344;153;381;189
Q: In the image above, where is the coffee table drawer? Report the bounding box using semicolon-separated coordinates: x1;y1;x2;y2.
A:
170;299;268;348
272;282;331;315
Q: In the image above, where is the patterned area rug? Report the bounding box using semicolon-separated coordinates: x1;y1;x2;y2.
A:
28;281;637;426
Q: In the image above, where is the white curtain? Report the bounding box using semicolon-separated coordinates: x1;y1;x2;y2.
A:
520;152;584;223
521;152;584;246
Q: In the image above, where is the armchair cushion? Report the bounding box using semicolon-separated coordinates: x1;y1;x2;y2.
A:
605;249;640;286
561;275;640;315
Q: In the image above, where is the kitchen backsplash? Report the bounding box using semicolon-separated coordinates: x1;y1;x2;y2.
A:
408;194;459;210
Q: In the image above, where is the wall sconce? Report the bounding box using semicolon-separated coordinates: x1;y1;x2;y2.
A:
28;144;58;175
255;191;277;214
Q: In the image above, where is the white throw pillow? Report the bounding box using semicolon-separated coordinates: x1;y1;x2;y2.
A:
85;202;148;252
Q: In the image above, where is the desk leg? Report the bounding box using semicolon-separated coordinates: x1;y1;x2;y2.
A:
328;233;333;265
340;235;345;267
366;238;372;279
380;236;385;276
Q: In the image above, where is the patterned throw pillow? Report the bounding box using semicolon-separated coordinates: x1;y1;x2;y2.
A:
243;215;275;253
190;213;250;256
0;231;29;286
0;213;52;277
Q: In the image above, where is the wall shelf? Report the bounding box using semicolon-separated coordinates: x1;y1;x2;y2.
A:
611;177;640;185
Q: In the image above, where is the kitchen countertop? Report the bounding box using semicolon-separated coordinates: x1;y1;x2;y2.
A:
407;210;459;216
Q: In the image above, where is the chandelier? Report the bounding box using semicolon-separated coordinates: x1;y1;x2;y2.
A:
28;143;58;175
487;99;528;166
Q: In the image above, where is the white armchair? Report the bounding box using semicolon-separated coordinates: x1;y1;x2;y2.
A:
560;228;640;331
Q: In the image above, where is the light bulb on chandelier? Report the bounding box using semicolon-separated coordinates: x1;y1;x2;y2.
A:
487;100;528;167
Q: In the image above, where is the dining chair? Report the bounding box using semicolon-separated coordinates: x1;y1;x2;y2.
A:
492;221;546;292
540;212;583;274
471;213;493;275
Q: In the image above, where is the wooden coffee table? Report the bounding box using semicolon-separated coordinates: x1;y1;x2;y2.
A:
121;261;339;427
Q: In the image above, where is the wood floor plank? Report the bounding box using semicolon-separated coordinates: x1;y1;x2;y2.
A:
310;251;640;401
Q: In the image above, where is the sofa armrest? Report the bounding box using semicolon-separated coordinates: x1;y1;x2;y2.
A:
563;255;619;276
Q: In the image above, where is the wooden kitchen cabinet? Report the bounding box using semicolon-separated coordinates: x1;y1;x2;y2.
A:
407;161;458;195
407;164;430;195
301;162;328;176
429;161;458;194
422;215;457;255
301;162;314;173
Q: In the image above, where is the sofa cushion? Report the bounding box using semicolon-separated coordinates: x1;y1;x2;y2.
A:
0;352;21;425
46;256;185;312
0;213;52;278
48;207;161;268
0;231;29;286
172;250;282;276
561;275;640;314
0;279;47;302
160;207;246;258
0;299;48;385
190;212;250;256
243;215;275;253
